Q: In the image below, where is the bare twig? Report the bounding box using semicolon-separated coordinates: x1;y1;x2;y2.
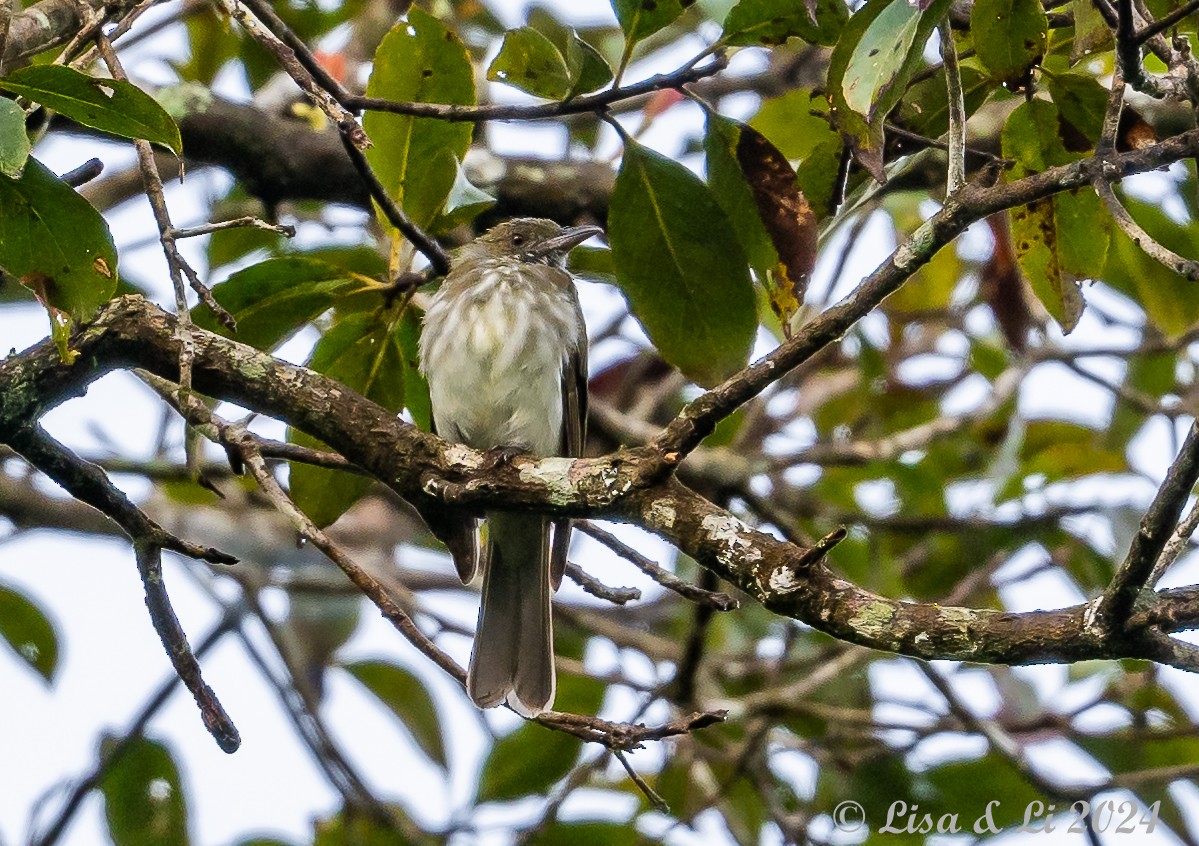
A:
171;215;297;240
87;13;236;353
1137;0;1199;43
563;561;642;604
214;0;366;148
338;133;452;276
579;521;739;610
1149;497;1199;586
535;709;727;751
937;15;966;194
1096;419;1199;633
351;55;728;123
614;749;669;812
134;540;240;752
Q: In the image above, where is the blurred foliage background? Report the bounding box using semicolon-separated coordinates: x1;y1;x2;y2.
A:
2;0;1199;844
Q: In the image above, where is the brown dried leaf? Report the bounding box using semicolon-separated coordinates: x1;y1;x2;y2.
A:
982;214;1033;352
735;125;818;335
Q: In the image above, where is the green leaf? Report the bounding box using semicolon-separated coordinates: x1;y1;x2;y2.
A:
1046;71;1108;146
288;312;407;527
192;257;367;351
610;138;755;387
612;0;691;48
526;821;645;846
841;0;934;118
705;114;815;333
0;98;30;178
342;659;447;770
971;0;1049;81
1072;0;1112;62
563;31;614;96
705;115;779;278
1002;99;1108;333
0;583;58;682
897;62;992;140
828;0;951;179
0;66;182;154
477;723;578;803
99;736;188;846
431;155;495;233
0;157;118;320
722;0;847;47
363;10;475;233
488;27;573;99
1102;196;1199;341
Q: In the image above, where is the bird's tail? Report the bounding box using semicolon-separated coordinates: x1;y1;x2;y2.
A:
467;511;555;715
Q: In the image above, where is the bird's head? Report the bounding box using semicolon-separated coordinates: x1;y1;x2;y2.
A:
462;218;603;269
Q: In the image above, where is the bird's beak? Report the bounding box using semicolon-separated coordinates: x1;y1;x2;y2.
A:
533;225;604;256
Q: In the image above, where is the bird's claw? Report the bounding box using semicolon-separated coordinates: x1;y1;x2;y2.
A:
482;445;529;469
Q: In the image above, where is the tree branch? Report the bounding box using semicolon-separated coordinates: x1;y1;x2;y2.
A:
7;296;1199;674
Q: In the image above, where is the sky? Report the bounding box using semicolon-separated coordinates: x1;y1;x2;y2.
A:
1;1;1198;845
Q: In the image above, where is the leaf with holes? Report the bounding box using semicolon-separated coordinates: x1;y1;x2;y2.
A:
828;0;951;180
0;583;58;683
363;10;475;233
487;27;573;99
610;137;755;387
0;65;181;154
1002;99;1108;333
971;0;1048;82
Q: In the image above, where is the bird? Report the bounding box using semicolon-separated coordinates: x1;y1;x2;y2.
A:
418;218;601;716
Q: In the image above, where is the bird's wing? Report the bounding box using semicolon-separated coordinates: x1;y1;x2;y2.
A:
427;416;481;584
551;343;587;591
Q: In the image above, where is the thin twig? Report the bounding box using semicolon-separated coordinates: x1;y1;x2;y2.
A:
88;13;236;357
238;0;353;104
535;709;727;751
1148;497;1199;586
171;216;297;239
134;540;240;752
351;55;728;123
937;15;966;194
614;749;669;813
1137;0;1199;43
339;133;452;276
578;521;739;610
214;0;366;148
563;561;641;604
1096;419;1199;633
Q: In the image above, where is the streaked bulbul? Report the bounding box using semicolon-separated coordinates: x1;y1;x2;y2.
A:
419;218;601;715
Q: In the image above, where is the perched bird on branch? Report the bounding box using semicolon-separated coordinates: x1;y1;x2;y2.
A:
419;218;601;715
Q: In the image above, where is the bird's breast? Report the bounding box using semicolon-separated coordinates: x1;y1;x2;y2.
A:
420;265;581;454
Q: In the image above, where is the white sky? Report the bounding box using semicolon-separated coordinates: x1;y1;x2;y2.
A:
1;1;1198;845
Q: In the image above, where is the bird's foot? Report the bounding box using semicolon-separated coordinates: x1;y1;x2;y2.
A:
481;445;529;469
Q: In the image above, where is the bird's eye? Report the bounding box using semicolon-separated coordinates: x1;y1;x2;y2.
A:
511;234;525;247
